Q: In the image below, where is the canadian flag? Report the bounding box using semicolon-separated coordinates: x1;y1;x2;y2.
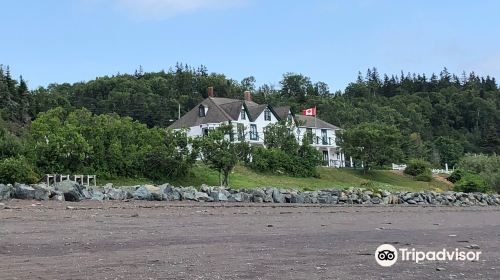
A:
302;107;317;116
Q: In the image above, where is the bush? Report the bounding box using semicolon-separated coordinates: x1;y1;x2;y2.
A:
447;169;464;183
458;154;499;193
453;172;490;193
0;156;39;184
404;159;431;176
415;170;433;182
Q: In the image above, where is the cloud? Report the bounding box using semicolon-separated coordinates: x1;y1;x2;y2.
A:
114;0;247;19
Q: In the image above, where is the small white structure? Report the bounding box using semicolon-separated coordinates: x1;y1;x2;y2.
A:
169;88;346;167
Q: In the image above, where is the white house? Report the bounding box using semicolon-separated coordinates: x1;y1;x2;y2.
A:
168;88;346;167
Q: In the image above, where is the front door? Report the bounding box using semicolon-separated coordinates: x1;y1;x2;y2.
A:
323;150;329;166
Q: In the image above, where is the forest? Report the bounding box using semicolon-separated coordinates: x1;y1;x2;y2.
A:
0;64;498;186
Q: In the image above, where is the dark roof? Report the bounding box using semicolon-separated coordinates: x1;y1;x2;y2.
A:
246;104;268;122
168;98;233;129
273;106;291;120
294;115;340;130
168;97;341;130
168;97;274;129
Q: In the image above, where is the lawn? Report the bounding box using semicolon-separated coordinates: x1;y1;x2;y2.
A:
168;164;451;192
100;164;451;192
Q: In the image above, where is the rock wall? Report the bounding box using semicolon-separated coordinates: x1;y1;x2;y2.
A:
0;183;499;206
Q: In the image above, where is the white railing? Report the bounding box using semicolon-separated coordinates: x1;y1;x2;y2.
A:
392;163;407;171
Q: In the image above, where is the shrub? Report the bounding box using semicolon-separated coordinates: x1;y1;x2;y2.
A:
415;170;433;182
453;172;490;193
404;159;431;176
0;156;39;184
458;154;499;193
447;169;464;183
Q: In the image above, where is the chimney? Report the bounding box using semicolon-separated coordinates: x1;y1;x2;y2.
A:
207;86;214;98
244;90;252;102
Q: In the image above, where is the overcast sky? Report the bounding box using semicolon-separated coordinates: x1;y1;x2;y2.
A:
1;0;499;91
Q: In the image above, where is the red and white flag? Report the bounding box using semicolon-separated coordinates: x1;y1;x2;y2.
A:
302;107;316;116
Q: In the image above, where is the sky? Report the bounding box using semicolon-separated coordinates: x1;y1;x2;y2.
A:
1;0;500;91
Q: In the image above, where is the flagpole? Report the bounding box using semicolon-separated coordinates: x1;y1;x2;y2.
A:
314;106;317;144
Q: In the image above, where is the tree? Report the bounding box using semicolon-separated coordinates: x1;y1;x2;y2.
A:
338;123;404;172
196;124;249;186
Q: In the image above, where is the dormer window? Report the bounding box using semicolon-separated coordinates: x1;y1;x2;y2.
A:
241;108;246;120
264;108;271;121
198;105;206;117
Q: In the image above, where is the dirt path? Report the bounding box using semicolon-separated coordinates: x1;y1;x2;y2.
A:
1;200;499;279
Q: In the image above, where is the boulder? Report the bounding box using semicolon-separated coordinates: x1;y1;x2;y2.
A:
50;191;65;201
159;184;178;201
144;185;163;201
290;193;305;203
179;187;197;201
0;184;12;200
210;190;228;202
228;192;243;202
32;184;51;201
195;191;213;202
91;191;105;201
13;183;36;200
272;188;285;203
53;181;84;202
107;188;129;200
132;186;152;200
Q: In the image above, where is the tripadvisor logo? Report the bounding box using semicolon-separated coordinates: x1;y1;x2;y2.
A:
375;244;482;267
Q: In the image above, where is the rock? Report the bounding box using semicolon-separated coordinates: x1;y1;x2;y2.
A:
144;185;163;201
370;197;381;204
228;192;243;202
210;190;228;202
53;181;84;202
32;184;51;201
13;183;36;200
290;193;305;204
318;195;332;204
180;187;197;201
160;184;180;201
107;188;129;200
91;191;105;201
81;189;92;200
466;244;480;249
0;184;12;200
407;199;417;204
381;190;391;197
253;196;264;203
436;267;446;271
66;206;75;210
50;191;65;201
195;191;213;202
200;184;211;193
132;186;152;200
103;183;113;193
272;188;285;203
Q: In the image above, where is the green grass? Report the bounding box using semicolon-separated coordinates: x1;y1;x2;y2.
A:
99;163;451;192
171;164;451;192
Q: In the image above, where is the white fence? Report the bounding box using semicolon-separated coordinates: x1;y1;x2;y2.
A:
391;163;407;171
392;163;453;174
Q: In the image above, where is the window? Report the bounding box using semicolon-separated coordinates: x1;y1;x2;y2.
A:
250;124;258;140
198;105;205;117
321;129;328;145
240;108;246;120
237;123;245;141
202;128;209;136
306;128;313;144
264;108;271;121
